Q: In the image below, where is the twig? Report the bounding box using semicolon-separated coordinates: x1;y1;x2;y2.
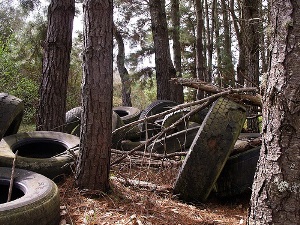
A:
7;150;18;202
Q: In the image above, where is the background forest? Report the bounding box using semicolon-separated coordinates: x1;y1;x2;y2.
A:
0;0;266;127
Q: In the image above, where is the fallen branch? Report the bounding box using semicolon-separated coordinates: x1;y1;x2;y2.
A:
112;148;186;160
171;78;261;107
111;176;173;193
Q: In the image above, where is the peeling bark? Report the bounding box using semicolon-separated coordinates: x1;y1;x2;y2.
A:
248;0;300;224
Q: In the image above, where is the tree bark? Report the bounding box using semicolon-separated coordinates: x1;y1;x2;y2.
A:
113;24;132;107
229;0;245;87
205;0;214;84
75;0;113;192
170;0;184;103
220;0;235;88
242;0;260;132
149;0;177;102
194;0;205;99
37;0;74;131
248;0;300;224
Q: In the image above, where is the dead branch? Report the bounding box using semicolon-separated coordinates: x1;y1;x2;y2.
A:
112;148;187;159
171;78;261;107
111;176;173;193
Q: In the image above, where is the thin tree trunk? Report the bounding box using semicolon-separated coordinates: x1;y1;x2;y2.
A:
220;0;235;88
205;0;213;84
242;0;260;132
37;0;75;131
195;0;205;99
149;0;177;102
214;0;222;86
248;0;300;223
113;24;132;107
171;0;184;103
230;0;245;87
76;0;113;192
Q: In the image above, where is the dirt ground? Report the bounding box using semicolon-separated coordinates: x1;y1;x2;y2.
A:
58;160;250;225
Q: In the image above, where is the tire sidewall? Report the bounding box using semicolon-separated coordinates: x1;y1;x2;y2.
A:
0;167;60;225
0;131;79;178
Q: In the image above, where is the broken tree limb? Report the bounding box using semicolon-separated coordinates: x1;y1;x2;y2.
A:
171;78;261;107
112;148;187;159
111;176;173;192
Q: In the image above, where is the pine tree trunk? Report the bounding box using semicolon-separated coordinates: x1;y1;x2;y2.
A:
37;0;75;131
195;0;205;99
149;0;177;102
205;0;214;84
242;0;260;132
113;24;132;107
75;0;113;192
171;0;184;103
230;0;245;87
248;0;300;223
220;0;235;88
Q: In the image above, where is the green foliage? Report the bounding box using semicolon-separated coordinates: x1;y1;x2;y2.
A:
67;34;83;110
130;76;156;110
0;39;39;124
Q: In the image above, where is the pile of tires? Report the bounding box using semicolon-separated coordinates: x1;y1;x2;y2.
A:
65;106;125;136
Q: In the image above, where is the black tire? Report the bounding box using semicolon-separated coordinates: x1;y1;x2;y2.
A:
65;106;81;136
161;109;189;134
215;146;261;198
0;131;80;179
139;100;178;137
173;97;247;202
65;107;124;137
0;167;60;225
113;106;141;124
0;93;24;139
161;107;208;134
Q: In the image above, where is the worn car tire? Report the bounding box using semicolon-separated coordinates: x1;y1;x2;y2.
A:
139;100;178;137
173;97;247;202
65;106;81;136
0;131;80;179
0;167;60;225
0;93;24;139
215;146;261;197
113;106;141;124
65;107;124;137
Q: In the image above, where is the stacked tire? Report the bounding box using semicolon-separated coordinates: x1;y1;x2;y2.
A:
0;93;24;139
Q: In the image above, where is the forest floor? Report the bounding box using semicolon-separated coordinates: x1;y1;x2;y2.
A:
58;161;250;225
